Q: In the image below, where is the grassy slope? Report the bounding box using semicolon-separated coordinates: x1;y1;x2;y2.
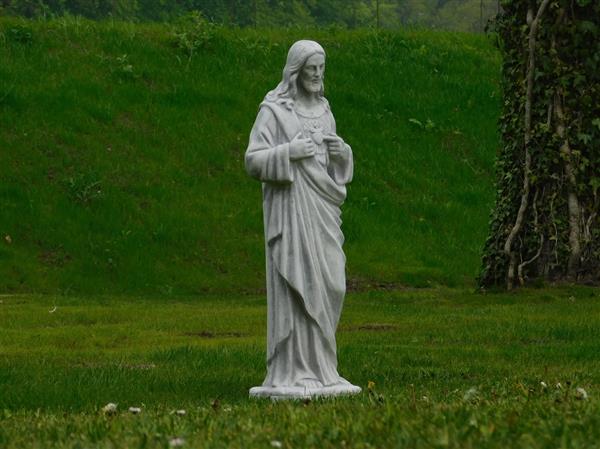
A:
1;287;600;447
0;18;501;294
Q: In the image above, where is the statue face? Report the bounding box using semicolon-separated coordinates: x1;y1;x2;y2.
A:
299;53;325;94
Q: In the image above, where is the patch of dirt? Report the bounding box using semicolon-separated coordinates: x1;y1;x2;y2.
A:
121;363;157;370
182;331;245;338
346;278;409;293
71;362;157;370
358;323;397;331
342;323;398;332
38;245;72;267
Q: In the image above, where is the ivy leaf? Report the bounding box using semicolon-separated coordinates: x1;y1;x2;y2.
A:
590;178;600;196
578;21;597;34
577;133;592;144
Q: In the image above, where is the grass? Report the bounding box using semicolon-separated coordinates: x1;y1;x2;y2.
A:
0;17;501;294
4;16;593;449
1;287;600;447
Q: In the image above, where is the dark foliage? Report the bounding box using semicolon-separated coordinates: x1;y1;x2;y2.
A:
0;0;500;32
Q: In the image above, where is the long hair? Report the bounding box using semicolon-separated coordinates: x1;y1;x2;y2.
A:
265;40;325;105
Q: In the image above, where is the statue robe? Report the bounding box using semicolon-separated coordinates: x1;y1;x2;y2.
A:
245;98;354;390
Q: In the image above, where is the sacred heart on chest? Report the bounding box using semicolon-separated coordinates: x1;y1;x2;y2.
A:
303;120;325;145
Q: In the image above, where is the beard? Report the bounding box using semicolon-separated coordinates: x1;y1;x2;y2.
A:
300;78;322;94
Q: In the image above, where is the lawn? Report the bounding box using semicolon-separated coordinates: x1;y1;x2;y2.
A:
1;287;600;448
1;16;598;449
0;18;501;294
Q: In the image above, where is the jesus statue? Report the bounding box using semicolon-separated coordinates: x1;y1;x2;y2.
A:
245;40;361;399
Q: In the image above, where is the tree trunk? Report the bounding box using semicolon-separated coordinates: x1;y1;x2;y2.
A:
479;0;600;289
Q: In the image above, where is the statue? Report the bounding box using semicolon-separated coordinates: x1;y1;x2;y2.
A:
245;40;361;399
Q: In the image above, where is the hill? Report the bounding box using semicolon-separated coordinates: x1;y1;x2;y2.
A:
0;17;501;294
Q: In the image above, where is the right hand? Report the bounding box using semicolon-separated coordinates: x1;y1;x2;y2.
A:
289;132;316;161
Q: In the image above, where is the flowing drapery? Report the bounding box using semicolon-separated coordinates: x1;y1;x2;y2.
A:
246;99;354;389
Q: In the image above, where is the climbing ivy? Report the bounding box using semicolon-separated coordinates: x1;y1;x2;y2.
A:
480;0;600;289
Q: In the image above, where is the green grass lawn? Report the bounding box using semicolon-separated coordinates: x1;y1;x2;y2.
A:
2;288;600;448
2;16;597;449
0;18;501;294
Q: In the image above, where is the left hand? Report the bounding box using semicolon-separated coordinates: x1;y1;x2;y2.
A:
323;134;348;159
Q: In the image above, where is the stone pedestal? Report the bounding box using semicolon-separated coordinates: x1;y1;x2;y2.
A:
249;383;361;400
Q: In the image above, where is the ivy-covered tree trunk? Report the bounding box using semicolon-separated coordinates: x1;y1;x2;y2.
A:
480;0;600;289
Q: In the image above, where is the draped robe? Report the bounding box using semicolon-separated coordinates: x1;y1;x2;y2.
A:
245;98;355;394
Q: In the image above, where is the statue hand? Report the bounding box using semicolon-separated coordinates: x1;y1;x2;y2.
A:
324;134;348;159
289;132;316;161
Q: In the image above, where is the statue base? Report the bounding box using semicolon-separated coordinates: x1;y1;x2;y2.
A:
249;383;361;400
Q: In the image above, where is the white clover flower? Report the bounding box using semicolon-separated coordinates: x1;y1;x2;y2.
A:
128;407;141;414
463;387;478;401
556;382;562;390
575;387;588;400
102;403;117;414
175;409;187;416
540;381;548;389
169;437;185;447
270;441;283;448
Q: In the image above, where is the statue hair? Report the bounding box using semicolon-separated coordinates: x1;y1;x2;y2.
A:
265;40;325;103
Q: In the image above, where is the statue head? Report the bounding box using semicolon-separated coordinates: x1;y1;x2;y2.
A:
266;40;326;104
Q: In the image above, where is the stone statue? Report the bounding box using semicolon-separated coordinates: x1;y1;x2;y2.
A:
245;40;361;399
